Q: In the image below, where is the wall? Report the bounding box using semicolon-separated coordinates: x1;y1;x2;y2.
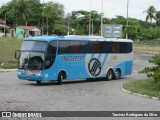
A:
16;27;24;39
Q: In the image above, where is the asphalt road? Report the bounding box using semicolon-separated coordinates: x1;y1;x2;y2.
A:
0;51;159;120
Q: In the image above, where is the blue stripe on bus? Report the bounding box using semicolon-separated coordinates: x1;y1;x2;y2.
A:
91;54;94;59
101;54;108;68
98;54;101;59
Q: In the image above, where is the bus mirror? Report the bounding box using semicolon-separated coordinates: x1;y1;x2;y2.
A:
15;50;21;60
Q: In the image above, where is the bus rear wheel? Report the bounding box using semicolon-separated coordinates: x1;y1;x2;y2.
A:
58;72;65;85
114;69;121;80
106;69;113;80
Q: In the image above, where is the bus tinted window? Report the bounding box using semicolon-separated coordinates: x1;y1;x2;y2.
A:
70;41;80;53
111;42;120;53
48;41;57;55
91;42;100;53
58;41;69;54
100;42;111;53
120;42;127;53
58;40;132;54
127;42;132;53
80;41;91;53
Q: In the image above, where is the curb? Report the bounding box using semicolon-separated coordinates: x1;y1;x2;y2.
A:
0;69;17;72
121;84;160;101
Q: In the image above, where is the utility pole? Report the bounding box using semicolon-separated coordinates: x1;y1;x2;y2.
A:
89;0;91;35
126;0;129;39
42;0;44;35
101;0;103;36
67;13;71;35
46;18;48;36
4;12;10;37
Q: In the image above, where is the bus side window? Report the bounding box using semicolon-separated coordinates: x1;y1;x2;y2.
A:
48;41;57;55
120;42;127;53
91;42;100;53
100;42;111;53
45;41;57;69
58;41;70;54
80;41;91;53
70;41;80;53
127;42;132;53
111;42;120;53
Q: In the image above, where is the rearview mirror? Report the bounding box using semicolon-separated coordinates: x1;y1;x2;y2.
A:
15;50;21;60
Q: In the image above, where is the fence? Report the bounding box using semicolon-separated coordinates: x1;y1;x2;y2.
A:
133;40;160;46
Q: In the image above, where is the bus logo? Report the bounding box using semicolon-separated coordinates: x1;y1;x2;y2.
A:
88;58;101;76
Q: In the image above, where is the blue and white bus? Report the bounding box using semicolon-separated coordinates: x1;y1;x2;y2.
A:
15;35;133;85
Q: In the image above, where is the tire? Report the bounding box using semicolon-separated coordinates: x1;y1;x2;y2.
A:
106;69;113;80
58;72;64;85
114;69;121;80
36;81;41;84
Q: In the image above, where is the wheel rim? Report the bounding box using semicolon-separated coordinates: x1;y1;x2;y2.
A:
115;71;120;77
108;70;113;79
60;74;63;80
115;69;120;79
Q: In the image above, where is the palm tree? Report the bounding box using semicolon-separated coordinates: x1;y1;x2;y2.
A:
13;0;33;25
42;2;64;35
73;10;101;35
144;5;156;23
155;11;160;26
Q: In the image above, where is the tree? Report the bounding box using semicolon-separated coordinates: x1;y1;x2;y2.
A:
0;0;41;26
144;5;156;23
71;10;101;35
42;1;64;35
139;54;160;83
155;11;160;26
26;0;42;27
12;0;33;25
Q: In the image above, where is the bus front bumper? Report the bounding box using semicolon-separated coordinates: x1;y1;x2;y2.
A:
18;74;43;81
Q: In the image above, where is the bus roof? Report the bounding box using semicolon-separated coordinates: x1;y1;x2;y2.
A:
24;35;133;43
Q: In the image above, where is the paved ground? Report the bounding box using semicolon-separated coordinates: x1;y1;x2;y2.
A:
0;51;159;120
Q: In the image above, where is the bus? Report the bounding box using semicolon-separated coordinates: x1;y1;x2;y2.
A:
15;35;133;85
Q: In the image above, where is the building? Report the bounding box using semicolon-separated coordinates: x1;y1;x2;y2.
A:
16;26;41;39
0;18;5;37
0;18;11;37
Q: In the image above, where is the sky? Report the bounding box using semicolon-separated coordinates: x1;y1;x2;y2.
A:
0;0;160;21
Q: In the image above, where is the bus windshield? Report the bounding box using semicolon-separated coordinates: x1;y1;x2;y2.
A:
19;41;47;70
19;52;45;70
21;41;47;51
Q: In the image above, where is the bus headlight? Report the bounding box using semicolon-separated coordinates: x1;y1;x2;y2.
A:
35;73;42;76
44;74;48;78
18;71;22;74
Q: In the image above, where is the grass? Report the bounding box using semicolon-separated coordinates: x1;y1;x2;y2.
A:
134;44;160;53
0;37;22;69
123;79;160;99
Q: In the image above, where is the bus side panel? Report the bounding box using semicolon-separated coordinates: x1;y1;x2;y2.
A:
54;54;88;80
113;60;133;76
125;60;133;75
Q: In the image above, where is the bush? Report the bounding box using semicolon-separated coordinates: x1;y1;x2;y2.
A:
139;54;160;82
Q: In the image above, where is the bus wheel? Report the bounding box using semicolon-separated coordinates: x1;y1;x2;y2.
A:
114;69;121;80
106;69;113;80
36;81;41;84
58;72;64;85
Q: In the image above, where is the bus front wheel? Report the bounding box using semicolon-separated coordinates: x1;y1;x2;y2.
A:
106;69;113;80
58;72;65;85
36;81;41;84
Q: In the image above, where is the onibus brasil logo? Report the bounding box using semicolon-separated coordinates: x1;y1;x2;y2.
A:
88;58;101;76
